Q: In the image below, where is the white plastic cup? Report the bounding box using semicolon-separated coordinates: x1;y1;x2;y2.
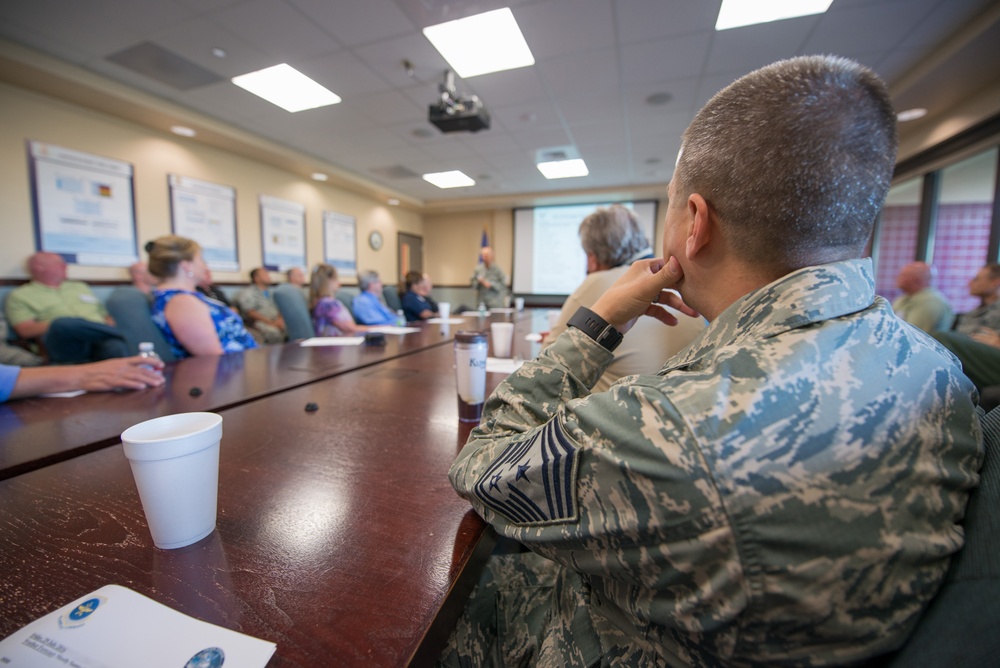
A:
121;412;223;550
490;322;515;358
514;297;525;311
438;301;451;320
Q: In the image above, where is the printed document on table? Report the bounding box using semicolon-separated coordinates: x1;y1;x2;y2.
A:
425;317;466;324
365;326;420;334
299;336;366;346
0;584;275;667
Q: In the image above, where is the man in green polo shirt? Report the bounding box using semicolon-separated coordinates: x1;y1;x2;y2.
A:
5;252;125;362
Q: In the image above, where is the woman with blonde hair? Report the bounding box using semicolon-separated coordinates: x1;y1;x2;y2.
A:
309;264;369;336
147;235;257;358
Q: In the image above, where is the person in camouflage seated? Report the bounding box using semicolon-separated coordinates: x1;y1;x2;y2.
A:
442;56;983;667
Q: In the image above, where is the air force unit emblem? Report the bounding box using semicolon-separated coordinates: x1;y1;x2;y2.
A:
474;419;580;526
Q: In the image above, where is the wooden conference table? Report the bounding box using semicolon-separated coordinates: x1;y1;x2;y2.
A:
0;310;548;666
0;309;539;480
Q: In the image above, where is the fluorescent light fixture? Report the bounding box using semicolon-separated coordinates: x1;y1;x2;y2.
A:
311;172;328;181
422;171;475;189
537;159;589;180
232;64;341;113
716;0;833;30
387;198;400;206
171;125;196;137
897;108;928;122
423;8;534;78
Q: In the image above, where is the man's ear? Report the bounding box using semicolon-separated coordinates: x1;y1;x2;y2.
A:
684;193;712;260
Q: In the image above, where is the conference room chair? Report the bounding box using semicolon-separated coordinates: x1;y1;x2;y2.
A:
272;283;313;341
878;404;1000;666
105;286;176;361
382;285;402;312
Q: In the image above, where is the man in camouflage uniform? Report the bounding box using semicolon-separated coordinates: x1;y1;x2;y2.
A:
471;247;510;309
933;263;1000;392
443;55;983;667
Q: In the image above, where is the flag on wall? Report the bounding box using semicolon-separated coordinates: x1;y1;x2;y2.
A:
479;228;489;263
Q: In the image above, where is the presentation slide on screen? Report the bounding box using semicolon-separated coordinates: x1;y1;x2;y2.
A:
512;201;657;295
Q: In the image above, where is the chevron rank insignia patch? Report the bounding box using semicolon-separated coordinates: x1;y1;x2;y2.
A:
473;419;580;526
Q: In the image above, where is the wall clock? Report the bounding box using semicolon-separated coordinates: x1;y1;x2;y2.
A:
368;230;383;251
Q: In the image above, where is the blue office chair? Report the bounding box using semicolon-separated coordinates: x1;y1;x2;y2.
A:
273;284;314;340
878;405;1000;666
104;287;175;362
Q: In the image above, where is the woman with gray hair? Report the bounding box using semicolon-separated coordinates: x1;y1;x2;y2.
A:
544;204;705;391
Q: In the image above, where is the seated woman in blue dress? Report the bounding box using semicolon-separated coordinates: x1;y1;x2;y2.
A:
146;236;257;358
310;264;370;336
400;271;439;322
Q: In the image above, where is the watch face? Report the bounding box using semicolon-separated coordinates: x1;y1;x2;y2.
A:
369;231;383;250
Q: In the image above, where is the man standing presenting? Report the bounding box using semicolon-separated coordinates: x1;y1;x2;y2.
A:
236;268;286;344
470;247;509;309
892;261;954;333
443;56;981;667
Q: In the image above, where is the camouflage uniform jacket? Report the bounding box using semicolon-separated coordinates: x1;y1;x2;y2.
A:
449;258;983;667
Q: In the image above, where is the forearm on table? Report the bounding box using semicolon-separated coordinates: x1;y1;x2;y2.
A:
12;319;49;340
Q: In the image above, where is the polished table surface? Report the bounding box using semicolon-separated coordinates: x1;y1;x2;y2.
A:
0;311;540;480
0;312;549;666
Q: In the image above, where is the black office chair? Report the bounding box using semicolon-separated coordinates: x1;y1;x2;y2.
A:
878;405;1000;666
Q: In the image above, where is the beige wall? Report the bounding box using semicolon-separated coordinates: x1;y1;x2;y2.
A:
0;80;672;291
424;209;514;287
0;81;423;285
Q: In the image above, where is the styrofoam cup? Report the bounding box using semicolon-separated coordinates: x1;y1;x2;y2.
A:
514;297;524;311
490;322;515;358
438;302;451;320
122;412;223;550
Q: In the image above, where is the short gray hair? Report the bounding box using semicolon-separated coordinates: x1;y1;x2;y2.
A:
578;205;650;268
675;55;897;271
358;270;381;291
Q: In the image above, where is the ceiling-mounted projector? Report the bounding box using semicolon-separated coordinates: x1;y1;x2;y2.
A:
428;70;491;133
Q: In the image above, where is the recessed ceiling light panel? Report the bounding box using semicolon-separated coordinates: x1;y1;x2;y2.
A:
171;125;196;137
716;0;833;31
423;8;534;78
232;64;341;113
422;170;475;188
537;159;589;179
311;172;328;181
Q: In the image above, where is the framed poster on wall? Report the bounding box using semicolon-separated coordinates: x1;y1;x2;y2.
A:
323;211;357;279
168;174;239;272
259;195;306;272
27;140;138;266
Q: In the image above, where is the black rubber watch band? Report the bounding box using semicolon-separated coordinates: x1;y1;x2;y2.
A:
567;306;623;352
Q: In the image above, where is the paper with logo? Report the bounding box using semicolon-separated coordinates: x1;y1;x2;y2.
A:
0;584;276;667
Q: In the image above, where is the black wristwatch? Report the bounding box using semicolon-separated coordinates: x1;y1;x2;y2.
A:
567;307;623;352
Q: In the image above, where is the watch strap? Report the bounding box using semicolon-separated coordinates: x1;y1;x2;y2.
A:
567;307;623;352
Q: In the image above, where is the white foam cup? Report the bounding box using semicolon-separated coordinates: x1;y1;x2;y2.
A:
438;301;451;320
490;322;515;358
121;412;223;550
514;297;525;311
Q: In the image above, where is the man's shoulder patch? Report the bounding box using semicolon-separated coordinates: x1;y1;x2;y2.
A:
473;419;580;526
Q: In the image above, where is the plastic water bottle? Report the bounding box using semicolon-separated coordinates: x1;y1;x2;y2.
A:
138;342;162;373
478;301;487;318
396;309;406;326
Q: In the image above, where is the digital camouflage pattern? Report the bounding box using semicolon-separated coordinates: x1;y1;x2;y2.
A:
445;258;983;667
956;301;1000;336
471;263;510;309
